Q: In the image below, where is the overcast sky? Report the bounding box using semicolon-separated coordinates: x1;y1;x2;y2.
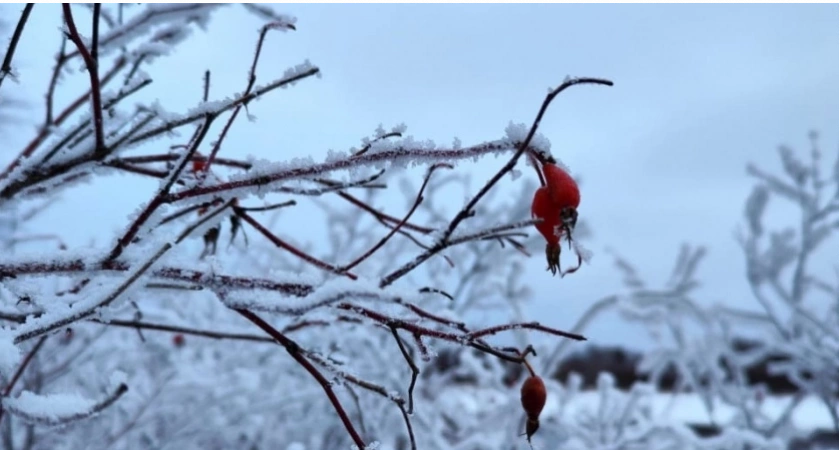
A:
2;4;838;350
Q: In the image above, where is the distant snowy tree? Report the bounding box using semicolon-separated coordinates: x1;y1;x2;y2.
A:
557;132;837;449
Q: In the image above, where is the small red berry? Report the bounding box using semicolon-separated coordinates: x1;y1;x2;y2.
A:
521;375;547;419
192;158;206;173
520;375;547;443
531;162;582;276
173;334;185;348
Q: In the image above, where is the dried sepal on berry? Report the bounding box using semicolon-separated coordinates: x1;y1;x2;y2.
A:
200;225;220;260
545;243;561;275
524;417;541;445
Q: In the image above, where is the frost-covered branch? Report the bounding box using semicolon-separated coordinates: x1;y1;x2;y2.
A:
0;336;46;426
380;77;612;287
0;4;613;448
3;382;128;427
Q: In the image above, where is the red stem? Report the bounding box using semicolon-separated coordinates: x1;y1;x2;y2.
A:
235;309;366;449
0;56;126;181
236;210;358;280
62;3;105;153
204;22;292;174
527;151;546;187
341;163;452;272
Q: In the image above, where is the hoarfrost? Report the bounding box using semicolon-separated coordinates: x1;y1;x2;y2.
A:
504;121;551;153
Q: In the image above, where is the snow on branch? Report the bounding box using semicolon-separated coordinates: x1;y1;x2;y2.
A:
0;4;615;449
3;382;129;427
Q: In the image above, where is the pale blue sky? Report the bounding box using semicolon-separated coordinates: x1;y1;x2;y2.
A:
3;4;838;349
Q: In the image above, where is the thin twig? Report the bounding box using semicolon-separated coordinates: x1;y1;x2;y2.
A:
204;21;295;173
4;383;128;426
235;210;358;280
235;309;366;449
100;319;275;343
0;3;34;90
390;327;420;415
62;4;106;153
0;336;47;426
340;163;451;272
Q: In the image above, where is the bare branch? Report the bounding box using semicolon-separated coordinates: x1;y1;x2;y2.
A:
62;4;106;154
235;309;367;449
0;3;34;90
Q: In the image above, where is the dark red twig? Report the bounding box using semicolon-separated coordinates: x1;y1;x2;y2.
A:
203;21;294;174
235;309;366;449
202;70;210;102
62;3;105;154
44;34;68;125
163;142;540;205
102;319;275;342
93;309;364;343
118;154;252;170
235;210;358;280
340;163;452;272
390;327;420;415
336;302;585;346
527;151;546;187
